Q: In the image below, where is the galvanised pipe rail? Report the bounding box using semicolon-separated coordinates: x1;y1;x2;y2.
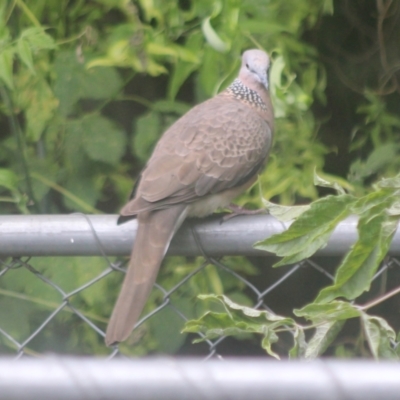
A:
0;214;396;257
0;357;399;400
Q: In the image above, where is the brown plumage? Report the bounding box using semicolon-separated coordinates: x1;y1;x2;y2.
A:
105;49;274;346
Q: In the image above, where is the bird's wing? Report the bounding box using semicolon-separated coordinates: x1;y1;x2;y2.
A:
121;97;272;215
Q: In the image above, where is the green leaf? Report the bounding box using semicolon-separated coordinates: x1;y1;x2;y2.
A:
289;327;307;359
0;168;19;191
294;301;361;358
349;144;399;182
351;187;394;215
361;313;397;359
261;328;280;359
184;312;244;340
305;320;345;359
81;114;126;165
316;200;398;303
132;111;161;162
20;27;56;50
149;297;192;354
199;294;292;322
261;198;310;222
0;47;14;89
294;301;361;323
168;61;198;100
376;174;400;189
386;197;400;216
146;42;179;58
201;17;230;53
54;50;122;116
269;55;287;118
198;47;228;97
183;294;295;358
255;194;355;267
14;74;59;141
167;34;202;100
17;38;35;74
314;169;345;195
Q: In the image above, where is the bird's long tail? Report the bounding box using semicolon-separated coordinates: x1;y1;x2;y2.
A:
105;204;187;346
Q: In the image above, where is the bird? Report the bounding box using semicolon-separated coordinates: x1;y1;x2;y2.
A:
105;49;274;346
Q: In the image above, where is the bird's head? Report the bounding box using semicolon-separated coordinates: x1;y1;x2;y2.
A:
239;49;270;91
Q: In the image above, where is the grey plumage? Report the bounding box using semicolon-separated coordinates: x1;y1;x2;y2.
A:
105;49;274;346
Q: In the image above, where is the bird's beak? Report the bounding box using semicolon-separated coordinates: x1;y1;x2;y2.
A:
260;73;268;90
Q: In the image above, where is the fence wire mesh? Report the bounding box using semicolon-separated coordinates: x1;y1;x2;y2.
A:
1;214;400;359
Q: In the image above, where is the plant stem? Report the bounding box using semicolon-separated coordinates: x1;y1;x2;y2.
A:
15;0;41;27
360;284;400;311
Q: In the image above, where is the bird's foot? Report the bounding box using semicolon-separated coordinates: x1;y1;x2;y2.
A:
221;203;268;223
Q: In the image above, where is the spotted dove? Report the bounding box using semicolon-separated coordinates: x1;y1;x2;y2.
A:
105;49;274;346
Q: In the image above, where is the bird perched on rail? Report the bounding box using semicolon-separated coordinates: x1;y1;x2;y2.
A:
105;49;274;346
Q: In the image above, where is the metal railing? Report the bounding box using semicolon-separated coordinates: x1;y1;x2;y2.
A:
1;357;400;400
0;214;399;360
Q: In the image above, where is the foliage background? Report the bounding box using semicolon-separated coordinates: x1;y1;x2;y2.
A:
1;0;400;357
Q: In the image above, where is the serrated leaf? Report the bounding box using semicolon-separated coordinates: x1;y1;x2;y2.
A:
316;201;398;303
289;327;307;359
361;313;397;359
221;298;280;320
255;195;355;267
272;229;332;267
183;311;250;339
261;198;310;222
305;320;345;359
351;187;394;215
183;294;295;357
294;301;361;323
261;328;280;359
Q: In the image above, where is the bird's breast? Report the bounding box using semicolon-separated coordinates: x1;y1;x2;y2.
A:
186;178;256;218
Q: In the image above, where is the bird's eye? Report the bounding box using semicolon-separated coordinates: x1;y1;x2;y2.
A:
246;63;249;69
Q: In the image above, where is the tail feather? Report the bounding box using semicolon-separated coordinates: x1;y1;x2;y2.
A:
105;204;187;346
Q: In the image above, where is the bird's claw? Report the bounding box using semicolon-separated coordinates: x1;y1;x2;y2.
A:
220;203;268;223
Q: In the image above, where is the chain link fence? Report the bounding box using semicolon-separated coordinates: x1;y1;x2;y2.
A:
1;214;400;359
